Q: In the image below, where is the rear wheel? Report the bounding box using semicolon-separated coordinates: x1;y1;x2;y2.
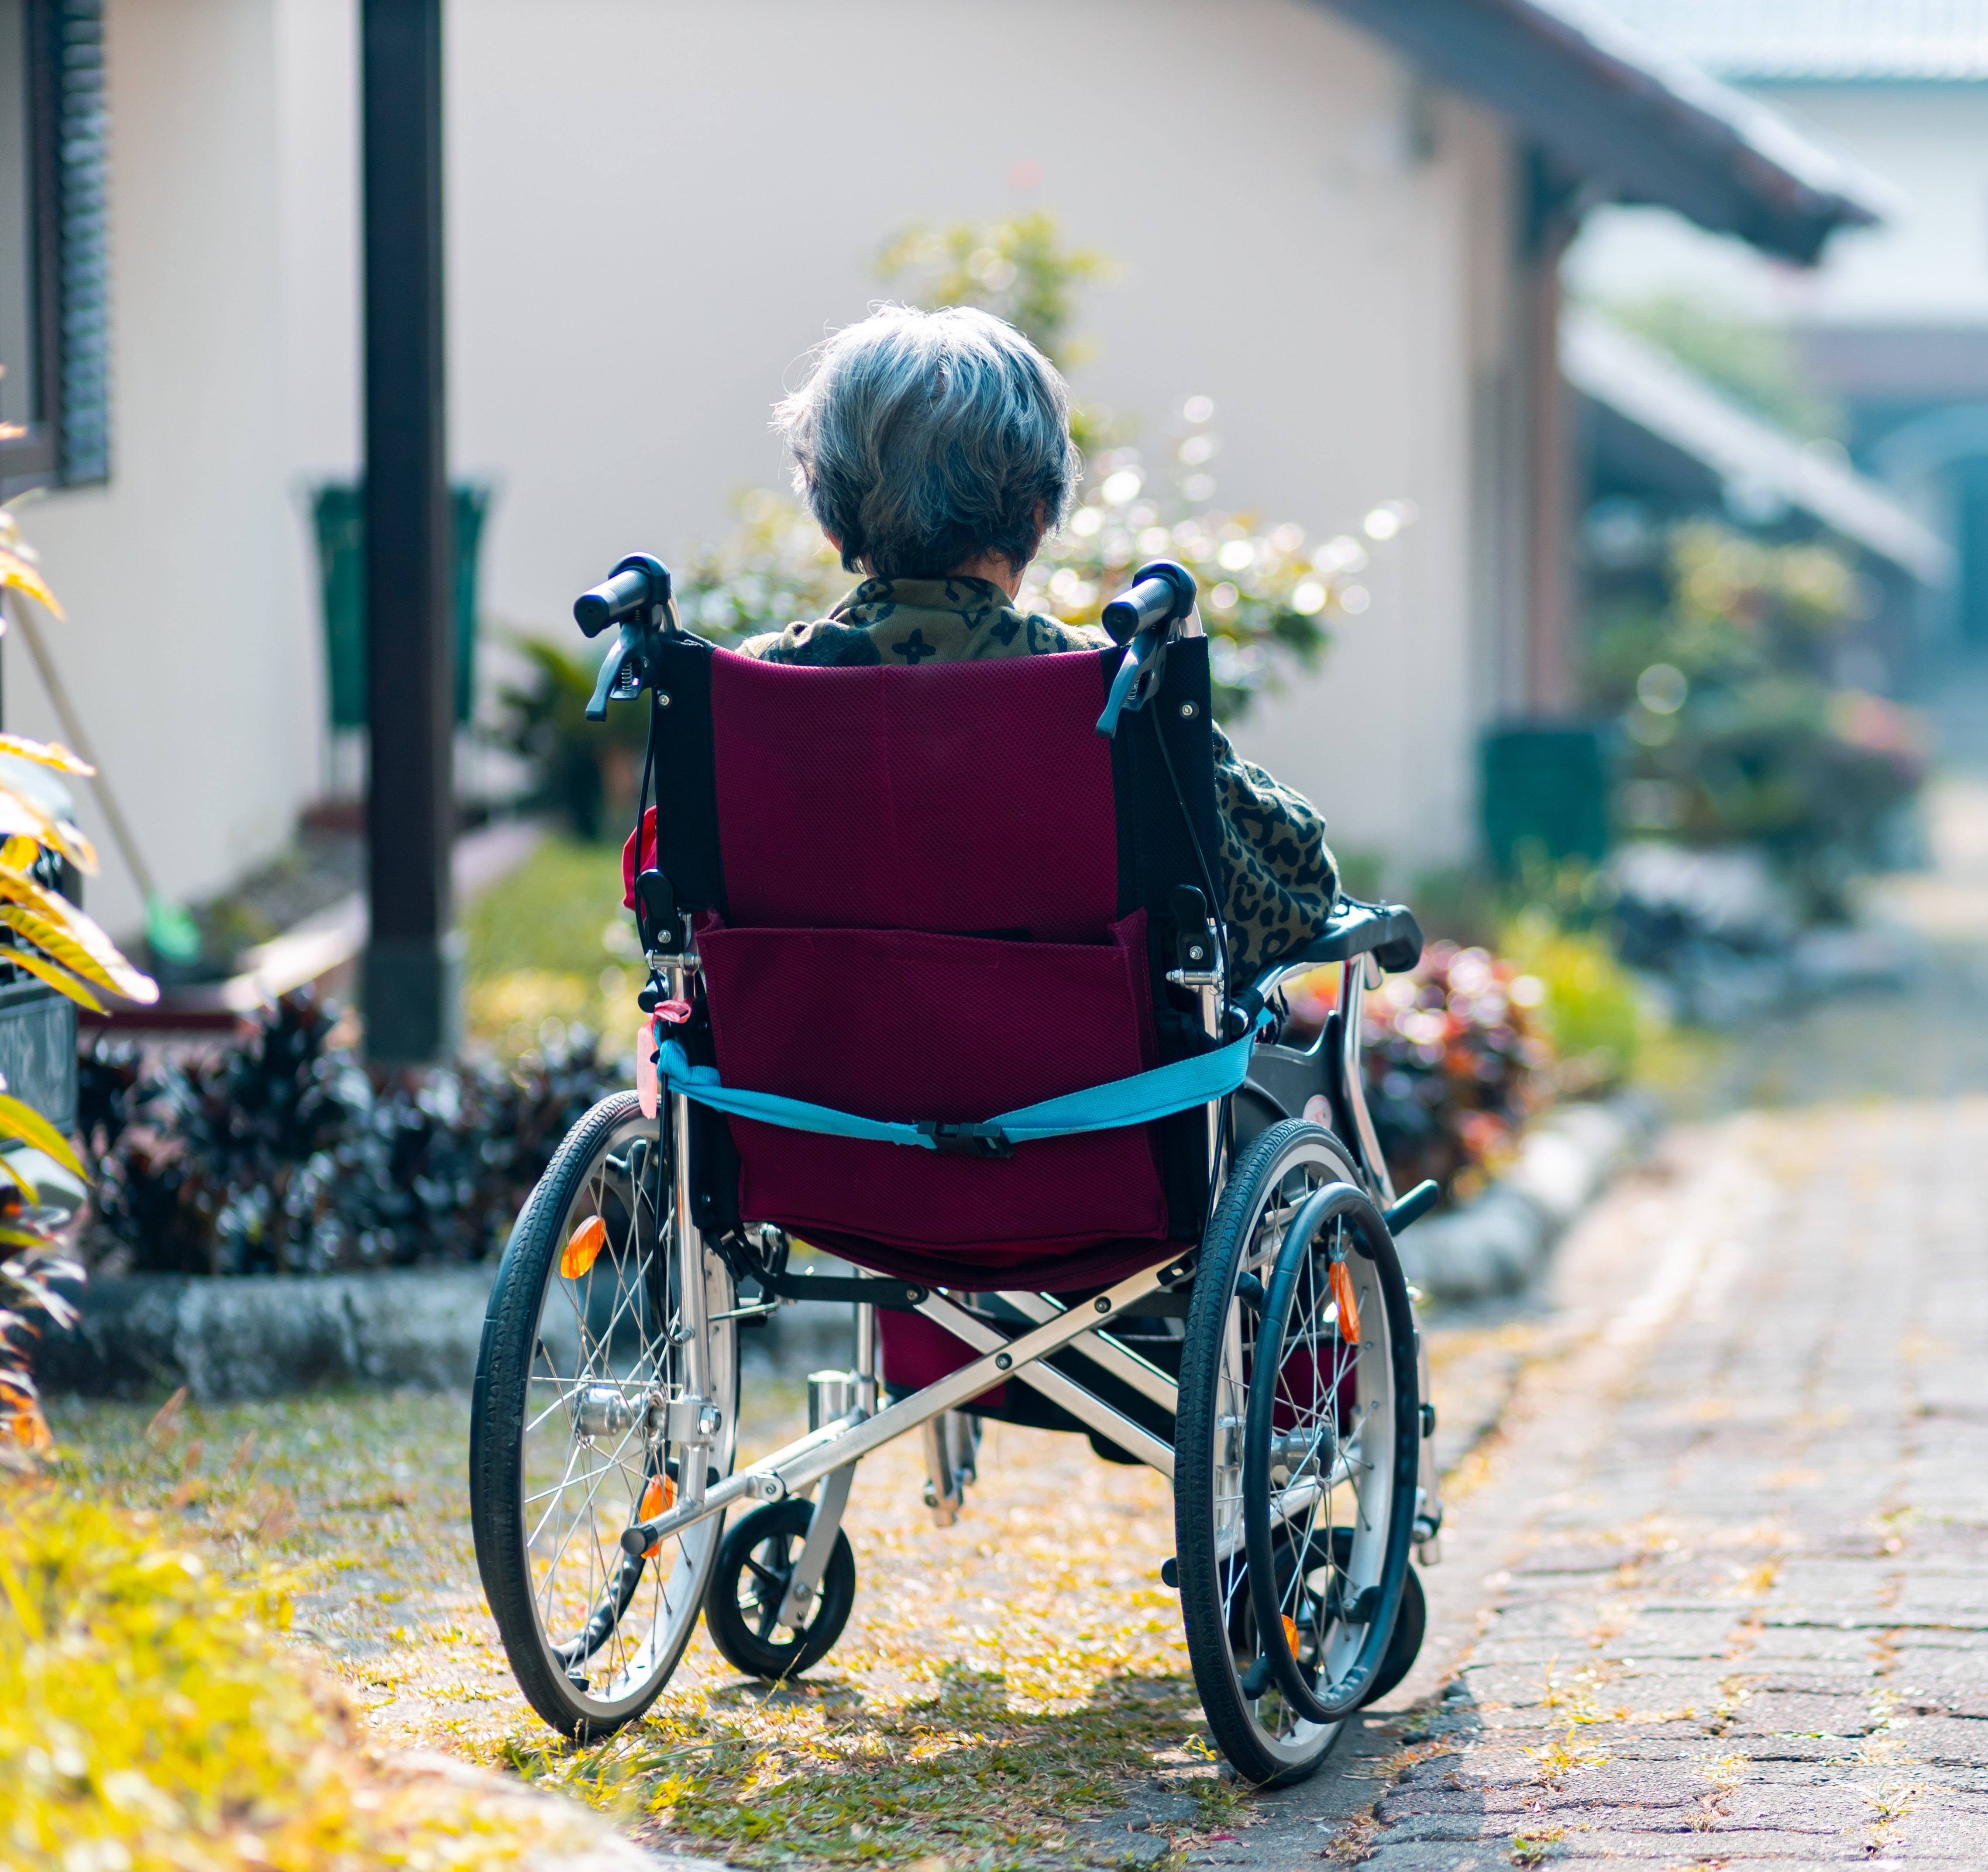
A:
470;1092;739;1740
1175;1120;1419;1786
1242;1180;1420;1723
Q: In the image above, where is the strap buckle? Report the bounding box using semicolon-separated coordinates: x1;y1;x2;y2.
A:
916;1120;1014;1159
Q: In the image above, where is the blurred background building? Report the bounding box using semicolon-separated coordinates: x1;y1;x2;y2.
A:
1574;0;1988;671
0;0;1933;946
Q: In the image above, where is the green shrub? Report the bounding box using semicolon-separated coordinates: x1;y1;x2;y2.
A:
1588;521;1928;915
1498;908;1644;1092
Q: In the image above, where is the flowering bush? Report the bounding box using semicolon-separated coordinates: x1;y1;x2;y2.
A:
671;471;1410;723
1589;520;1929;913
1285;944;1550;1202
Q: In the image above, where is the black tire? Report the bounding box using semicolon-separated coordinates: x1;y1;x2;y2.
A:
705;1499;857;1681
1362;1541;1426;1708
470;1092;739;1740
1243;1180;1420;1724
1176;1120;1407;1786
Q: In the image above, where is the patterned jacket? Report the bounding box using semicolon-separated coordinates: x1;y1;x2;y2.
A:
738;577;1340;977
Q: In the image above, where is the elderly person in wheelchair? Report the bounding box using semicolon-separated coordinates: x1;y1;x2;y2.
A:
468;306;1440;1784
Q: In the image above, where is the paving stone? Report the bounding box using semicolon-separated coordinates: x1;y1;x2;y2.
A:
1321;930;1988;1871
1726;1690;1884;1737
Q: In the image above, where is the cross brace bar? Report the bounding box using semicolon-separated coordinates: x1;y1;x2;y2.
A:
620;1256;1174;1555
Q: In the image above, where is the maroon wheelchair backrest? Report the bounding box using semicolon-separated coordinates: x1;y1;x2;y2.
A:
630;634;1222;1291
709;650;1120;941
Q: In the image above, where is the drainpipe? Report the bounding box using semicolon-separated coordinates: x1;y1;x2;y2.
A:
1523;148;1583;716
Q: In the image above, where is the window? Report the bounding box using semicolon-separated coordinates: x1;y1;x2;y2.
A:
0;0;107;498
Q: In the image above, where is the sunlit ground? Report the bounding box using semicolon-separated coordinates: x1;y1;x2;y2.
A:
47;1383;1247;1869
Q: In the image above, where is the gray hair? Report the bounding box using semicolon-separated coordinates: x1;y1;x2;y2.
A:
774;304;1082;579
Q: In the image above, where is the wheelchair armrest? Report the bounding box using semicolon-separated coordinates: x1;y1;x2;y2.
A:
1229;898;1424;1037
1280;898;1424;977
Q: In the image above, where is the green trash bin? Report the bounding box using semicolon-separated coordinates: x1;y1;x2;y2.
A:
1480;724;1610;875
310;482;491;728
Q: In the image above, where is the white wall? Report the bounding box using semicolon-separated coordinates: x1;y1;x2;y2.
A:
25;0;1525;943
435;0;1516;870
17;0;320;941
1567;82;1988;327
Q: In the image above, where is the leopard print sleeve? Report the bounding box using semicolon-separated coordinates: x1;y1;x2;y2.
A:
1210;723;1340;978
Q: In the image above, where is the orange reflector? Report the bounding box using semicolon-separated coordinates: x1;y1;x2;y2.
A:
561;1215;608;1280
1329;1259;1361;1345
1282;1614;1300;1657
638;1473;676;1557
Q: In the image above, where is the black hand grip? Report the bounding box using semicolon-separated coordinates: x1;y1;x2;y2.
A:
1101;577;1176;645
1100;559;1197;645
575;568;648;637
574;552;671;638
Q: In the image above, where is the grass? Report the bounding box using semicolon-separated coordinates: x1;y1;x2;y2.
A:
45;1388;1240;1870
0;1478;607;1871
461;834;643;1056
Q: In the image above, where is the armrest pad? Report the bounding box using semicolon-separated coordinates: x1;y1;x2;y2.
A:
1279;897;1424;976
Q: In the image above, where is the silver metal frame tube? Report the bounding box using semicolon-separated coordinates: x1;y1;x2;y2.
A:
621;1258;1174;1553
1337;958;1396;1205
983;1292;1179;1414
778;1459;856;1626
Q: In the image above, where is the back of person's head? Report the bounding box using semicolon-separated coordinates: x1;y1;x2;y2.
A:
774;304;1082;580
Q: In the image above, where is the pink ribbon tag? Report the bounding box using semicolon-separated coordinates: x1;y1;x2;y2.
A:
637;1022;660;1118
637;1003;693;1119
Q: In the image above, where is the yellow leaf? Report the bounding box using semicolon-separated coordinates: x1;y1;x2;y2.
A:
0;1149;39;1203
0;546;61;619
0;869;155;1003
0;788;96;876
0;838;34;869
0;904;132;1003
561;1215;607;1280
0;734;92;776
0;1093;83;1179
1;946;107;1014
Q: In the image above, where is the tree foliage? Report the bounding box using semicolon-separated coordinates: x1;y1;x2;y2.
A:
0;498;157;1459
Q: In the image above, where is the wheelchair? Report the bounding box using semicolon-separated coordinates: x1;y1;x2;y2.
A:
468;553;1445;1786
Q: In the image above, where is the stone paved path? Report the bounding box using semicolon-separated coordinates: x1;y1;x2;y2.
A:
1314;787;1988;1872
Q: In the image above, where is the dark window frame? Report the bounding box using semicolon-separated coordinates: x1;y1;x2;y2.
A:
1;0;107;500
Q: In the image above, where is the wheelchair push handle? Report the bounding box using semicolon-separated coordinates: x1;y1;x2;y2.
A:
575;553;672;638
1097;560;1199;738
1101;559;1198;646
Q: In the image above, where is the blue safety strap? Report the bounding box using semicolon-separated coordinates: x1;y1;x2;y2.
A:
656;1017;1263;1153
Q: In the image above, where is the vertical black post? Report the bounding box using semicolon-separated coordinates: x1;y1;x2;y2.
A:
361;0;456;1063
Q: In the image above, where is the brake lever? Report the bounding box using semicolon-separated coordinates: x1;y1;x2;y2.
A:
585;620;647;722
1095;625;1171;738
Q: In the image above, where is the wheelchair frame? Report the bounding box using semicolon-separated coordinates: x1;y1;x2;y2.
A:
616;930;1441;1603
475;551;1445;1776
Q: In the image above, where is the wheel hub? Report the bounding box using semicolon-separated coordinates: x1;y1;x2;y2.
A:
574;1386;640;1441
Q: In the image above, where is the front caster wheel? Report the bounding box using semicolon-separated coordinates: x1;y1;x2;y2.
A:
705;1499;856;1680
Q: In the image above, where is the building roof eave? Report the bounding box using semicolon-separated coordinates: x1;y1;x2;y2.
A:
1563;309;1954;583
1316;0;1894;262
